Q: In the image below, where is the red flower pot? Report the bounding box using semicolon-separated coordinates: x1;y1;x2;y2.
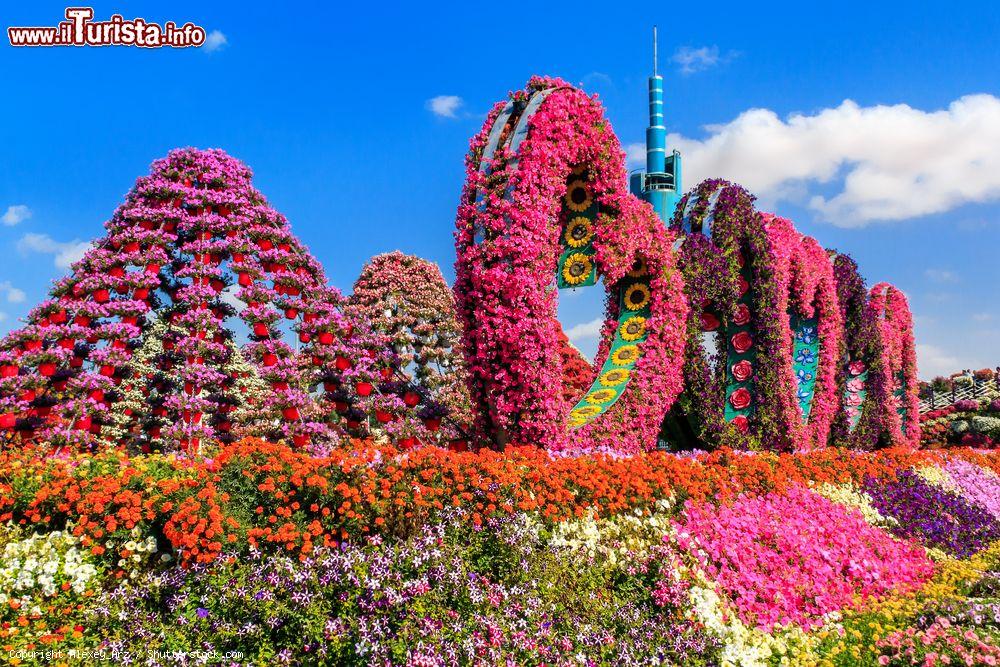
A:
257;239;274;251
93;289;110;304
304;312;317;323
731;331;753;354
318;332;335;345
23;339;42;351
375;410;393;424
53;380;68;391
424;418;441;432
20;389;35;402
355;381;374;397
449;440;468;453
253;322;269;337
50;310;67;324
284;308;298;320
0;413;15;429
74;314;91;326
39;362;57;377
100;365;115;377
346;419;361;429
76;416;92;431
335;356;351;371
403;391;420;407
70;357;83;368
398;437;416;450
145;263;161;274
238;273;252;287
282;407;300;421
218;205;231;217
1;364;18;378
298;332;311;343
334;400;349;413
232;252;245;263
729;387;753;410
88;389;104;402
124;241;140;253
292;433;309;447
380;368;393;381
262;353;278;367
109;266;125;278
323;380;339;392
133;288;150;300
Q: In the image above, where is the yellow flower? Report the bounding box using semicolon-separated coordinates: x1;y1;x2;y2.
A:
564;180;593;212
564;217;594;248
571;405;602;418
619;316;647;342
599;368;630;387
585;388;617;404
562;253;593;286
627;257;648;278
623;283;651;311
611;344;640;366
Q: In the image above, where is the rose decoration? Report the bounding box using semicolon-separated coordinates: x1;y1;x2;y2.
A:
732;359;754;382
731;331;754;354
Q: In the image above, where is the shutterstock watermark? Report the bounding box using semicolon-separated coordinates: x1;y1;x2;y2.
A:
8;7;207;48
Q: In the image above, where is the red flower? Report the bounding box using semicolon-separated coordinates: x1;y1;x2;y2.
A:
848;360;866;376
729;387;752;410
731;331;753;354
732;359;754;382
730;414;750;432
733;304;751;326
700;312;721;332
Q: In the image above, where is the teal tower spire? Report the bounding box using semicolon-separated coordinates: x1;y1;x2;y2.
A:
630;26;682;224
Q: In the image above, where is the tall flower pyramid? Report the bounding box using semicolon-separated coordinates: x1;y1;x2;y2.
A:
0;148;424;454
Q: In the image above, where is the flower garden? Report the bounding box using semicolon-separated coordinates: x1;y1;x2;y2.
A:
0;76;997;665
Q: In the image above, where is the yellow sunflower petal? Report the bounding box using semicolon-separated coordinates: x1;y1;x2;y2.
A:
562;252;593;286
623;283;651;311
627;257;649;278
564;181;593;213
585;388;617;404
564;217;594;248
599;368;630;387
619;316;647;342
611;344;640;366
572;405;602;418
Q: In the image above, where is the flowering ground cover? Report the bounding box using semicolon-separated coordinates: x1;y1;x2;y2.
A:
1;441;998;665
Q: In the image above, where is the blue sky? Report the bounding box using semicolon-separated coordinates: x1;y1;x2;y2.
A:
1;1;998;378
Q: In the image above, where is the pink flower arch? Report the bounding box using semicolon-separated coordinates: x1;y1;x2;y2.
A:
453;77;688;454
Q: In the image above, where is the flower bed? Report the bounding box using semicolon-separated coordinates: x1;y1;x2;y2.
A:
0;441;998;665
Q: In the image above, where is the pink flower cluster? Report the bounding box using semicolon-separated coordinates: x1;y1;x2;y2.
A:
674;485;934;630
759;214;843;450
453;77;688;454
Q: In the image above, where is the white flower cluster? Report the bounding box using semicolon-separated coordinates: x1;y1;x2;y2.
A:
548;498;675;565
0;526;99;616
105;526;159;577
685;566;827;667
811;482;897;527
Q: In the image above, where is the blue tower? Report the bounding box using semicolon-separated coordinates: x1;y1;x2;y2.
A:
630;26;682;224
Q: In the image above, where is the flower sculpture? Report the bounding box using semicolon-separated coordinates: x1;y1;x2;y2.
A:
0;148;423;454
669;181;841;451
348;251;473;440
854;282;920;449
453;77;688;453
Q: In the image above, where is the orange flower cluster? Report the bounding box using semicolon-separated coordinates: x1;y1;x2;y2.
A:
1;439;994;567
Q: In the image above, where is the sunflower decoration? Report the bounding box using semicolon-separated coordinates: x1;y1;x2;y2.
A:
564;217;594;248
564;180;593;212
627;257;649;278
599;368;630;387
571;405;602;419
623;283;651;311
619;315;647;342
611;344;639;366
571;164;588;177
562;253;593;286
585;388;617;404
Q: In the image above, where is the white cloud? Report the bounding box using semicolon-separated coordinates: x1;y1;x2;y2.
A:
0;282;25;303
916;343;962;379
664;94;1000;226
203;30;227;53
672;46;722;75
565;317;604;345
626;142;646;168
427;95;463;119
924;268;958;283
972;312;993;322
17;233;90;269
2;205;31;226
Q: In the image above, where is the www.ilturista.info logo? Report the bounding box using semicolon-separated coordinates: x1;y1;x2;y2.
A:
8;8;208;48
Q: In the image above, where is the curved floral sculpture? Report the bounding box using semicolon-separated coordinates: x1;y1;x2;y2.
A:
829;257;920;449
348;251;473;439
0;148;423;454
668;180;841;451
453;77;688;453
